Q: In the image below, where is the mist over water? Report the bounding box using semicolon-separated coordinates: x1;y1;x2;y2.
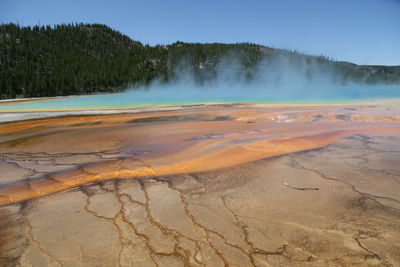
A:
1;55;400;111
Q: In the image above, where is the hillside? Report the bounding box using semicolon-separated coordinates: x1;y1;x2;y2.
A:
0;23;399;99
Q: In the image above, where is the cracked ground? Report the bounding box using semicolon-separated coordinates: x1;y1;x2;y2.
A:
1;103;400;266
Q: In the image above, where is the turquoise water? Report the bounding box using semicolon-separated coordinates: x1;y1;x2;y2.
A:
1;85;400;111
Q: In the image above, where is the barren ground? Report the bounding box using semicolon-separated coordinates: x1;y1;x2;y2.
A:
1;103;399;266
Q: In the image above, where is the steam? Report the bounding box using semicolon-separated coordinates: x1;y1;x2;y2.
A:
120;52;400;104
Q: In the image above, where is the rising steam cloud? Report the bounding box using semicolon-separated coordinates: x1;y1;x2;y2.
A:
120;52;400;104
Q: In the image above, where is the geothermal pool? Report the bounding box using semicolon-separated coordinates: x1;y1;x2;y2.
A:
1;85;400;111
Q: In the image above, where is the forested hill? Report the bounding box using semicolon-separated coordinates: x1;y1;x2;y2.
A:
1;23;399;99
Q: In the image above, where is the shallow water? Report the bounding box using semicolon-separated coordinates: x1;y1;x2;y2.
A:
1;84;400;111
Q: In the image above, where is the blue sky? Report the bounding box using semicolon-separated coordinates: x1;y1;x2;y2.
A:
1;0;399;65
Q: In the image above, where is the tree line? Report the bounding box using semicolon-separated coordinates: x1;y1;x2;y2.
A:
1;23;399;99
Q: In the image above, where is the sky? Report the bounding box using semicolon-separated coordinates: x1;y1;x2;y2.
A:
1;0;399;65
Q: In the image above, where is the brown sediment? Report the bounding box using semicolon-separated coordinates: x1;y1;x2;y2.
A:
0;107;242;135
0;98;60;106
0;103;400;207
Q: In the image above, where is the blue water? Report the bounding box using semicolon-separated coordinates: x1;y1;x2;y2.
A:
1;85;400;111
